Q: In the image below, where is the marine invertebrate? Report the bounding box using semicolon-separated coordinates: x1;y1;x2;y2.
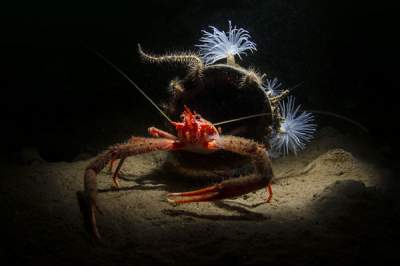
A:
194;21;316;157
270;96;316;156
81;106;273;240
138;41;272;144
263;77;282;97
196;20;257;65
137;44;204;76
79;21;319;241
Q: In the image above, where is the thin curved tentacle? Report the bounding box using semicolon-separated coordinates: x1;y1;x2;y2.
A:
167;135;273;203
138;44;204;71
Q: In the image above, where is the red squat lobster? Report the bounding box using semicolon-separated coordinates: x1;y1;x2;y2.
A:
79;55;274;241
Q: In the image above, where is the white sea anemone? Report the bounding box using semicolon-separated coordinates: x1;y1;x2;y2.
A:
263;77;282;96
196;21;257;65
270;96;316;156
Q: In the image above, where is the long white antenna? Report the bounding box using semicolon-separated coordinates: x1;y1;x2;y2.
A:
92;50;172;123
215;82;304;126
309;110;368;133
288;81;304;92
214;113;270;126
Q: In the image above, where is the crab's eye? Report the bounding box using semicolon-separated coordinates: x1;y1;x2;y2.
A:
180;114;185;121
194;114;201;120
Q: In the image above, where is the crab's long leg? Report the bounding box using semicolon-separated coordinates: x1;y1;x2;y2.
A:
109;129;178;188
167;136;273;204
108;137;142;183
107;127;175;187
79;137;178;241
148;127;178;140
111;157;126;188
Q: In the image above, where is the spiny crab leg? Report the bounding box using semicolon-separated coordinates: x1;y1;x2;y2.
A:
107;128;177;189
108;159;116;173
148;127;178;140
111;157;126;188
167;136;274;204
266;182;273;203
80;137;177;240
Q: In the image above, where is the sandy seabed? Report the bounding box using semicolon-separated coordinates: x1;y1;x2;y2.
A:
2;127;399;266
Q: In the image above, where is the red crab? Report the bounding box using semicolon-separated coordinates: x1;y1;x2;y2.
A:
81;105;273;240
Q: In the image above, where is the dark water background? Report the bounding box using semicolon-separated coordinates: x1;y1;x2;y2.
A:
0;2;399;266
0;1;396;166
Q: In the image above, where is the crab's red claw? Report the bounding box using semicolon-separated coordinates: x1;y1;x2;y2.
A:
168;185;219;197
167;185;221;204
167;136;275;205
167;175;272;204
167;192;220;204
167;182;273;204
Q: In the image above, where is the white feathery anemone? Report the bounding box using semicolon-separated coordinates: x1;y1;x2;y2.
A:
270;96;316;156
196;21;257;65
263;77;282;96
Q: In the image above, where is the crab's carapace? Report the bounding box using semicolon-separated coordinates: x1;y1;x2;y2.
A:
169;105;219;152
